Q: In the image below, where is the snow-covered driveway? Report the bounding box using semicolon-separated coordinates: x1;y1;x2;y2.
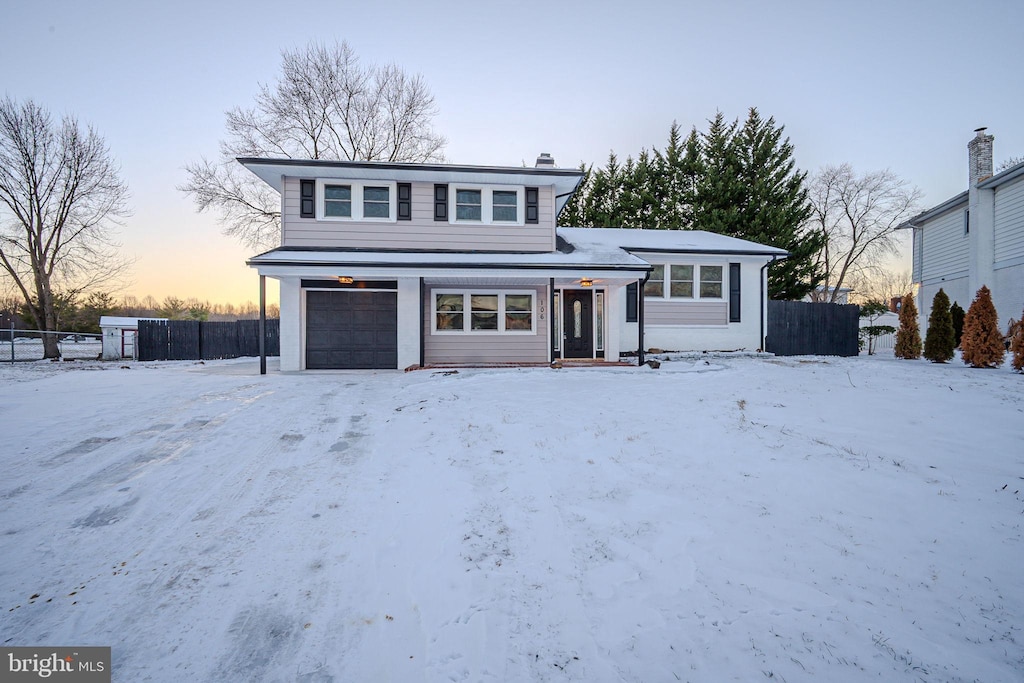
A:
1;355;1021;681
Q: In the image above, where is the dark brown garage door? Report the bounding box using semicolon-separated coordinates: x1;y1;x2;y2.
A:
305;290;398;369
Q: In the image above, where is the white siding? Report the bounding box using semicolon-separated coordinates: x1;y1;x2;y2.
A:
920;206;969;282
423;285;549;364
994;178;1024;264
282;178;555;252
993;265;1024;331
918;277;970;337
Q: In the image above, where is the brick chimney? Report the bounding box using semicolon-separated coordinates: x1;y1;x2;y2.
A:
968;127;994;185
967;128;995;299
535;152;555;168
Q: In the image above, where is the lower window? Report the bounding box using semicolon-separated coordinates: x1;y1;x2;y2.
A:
433;291;536;334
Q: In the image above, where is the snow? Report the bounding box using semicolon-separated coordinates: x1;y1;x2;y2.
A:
1;354;1021;681
558;227;790;257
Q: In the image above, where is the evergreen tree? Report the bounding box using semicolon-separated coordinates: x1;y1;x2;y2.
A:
1009;311;1024;373
894;293;922;359
558;163;591;227
960;286;1004;368
950;301;965;347
692;112;743;237
923;288;955;362
730;108;823;300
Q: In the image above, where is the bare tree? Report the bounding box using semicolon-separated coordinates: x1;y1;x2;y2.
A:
846;267;914;306
806;164;921;303
997;156;1023;173
181;41;447;251
0;97;130;358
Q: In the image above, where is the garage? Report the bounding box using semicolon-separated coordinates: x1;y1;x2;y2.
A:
305;289;398;369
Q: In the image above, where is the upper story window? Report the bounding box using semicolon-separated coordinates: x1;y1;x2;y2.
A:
645;263;725;300
456;190;482;221
316;179;397;222
449;184;524;225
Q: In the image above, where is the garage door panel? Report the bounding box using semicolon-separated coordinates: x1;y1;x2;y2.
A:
305;290;398;369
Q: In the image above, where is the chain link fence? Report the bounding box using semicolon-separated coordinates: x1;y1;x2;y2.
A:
1;329;104;362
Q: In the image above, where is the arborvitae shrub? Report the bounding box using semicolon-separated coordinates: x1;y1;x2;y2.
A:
894;293;921;359
1010;313;1024;373
923;288;955;363
960;286;1004;368
950;302;965;348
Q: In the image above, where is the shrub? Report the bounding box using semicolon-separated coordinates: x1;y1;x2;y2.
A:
923;288;955;363
960;286;1004;368
950;302;965;348
1010;314;1024;373
894;293;921;359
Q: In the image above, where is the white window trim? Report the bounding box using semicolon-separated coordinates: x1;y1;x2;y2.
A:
644;262;726;300
431;290;537;335
448;184;525;226
316;179;397;222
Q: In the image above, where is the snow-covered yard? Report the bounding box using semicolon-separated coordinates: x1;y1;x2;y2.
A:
1;354;1021;682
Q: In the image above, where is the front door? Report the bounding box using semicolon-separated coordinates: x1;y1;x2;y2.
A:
562;290;594;358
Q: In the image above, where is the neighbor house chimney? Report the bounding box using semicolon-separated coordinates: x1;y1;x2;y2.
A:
535;152;555;168
968;127;994;185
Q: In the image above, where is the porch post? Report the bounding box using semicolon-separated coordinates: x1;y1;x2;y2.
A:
637;276;647;366
419;277;425;368
549;278;556;363
259;274;266;375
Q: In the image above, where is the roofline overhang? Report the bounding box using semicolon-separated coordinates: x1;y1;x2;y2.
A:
622;246;790;258
978;159;1024;189
247;258;650;273
236;156;585;178
897;190;969;229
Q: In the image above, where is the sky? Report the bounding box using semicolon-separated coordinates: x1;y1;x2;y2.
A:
2;0;1023;306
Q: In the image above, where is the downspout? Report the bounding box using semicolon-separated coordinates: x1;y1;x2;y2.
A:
259;274;266;375
638;270;651;366
759;255;783;352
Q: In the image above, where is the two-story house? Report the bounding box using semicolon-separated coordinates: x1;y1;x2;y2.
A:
902;129;1024;334
242;155;787;370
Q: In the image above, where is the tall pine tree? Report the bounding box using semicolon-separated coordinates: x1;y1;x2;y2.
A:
730;108;823;300
556;109;824;299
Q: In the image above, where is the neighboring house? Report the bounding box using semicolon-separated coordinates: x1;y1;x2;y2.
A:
901;129;1024;333
242;155;787;371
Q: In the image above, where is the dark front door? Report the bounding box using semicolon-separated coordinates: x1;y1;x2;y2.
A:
305;290;398;369
562;289;594;358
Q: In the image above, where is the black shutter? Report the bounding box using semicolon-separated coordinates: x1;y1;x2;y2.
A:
300;179;315;218
729;263;741;323
434;184;448;221
525;186;539;224
397;183;412;221
625;282;638;322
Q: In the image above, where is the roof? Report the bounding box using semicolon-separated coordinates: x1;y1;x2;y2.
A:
99;316;166;327
237;157;585;216
900;157;1024;229
248;228;787;275
558;227;790;257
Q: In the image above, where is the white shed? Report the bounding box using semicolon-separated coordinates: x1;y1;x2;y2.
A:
99;316;165;360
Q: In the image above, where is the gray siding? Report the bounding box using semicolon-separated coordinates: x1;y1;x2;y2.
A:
912;227;923;281
645;300;728;325
920;206;969;281
994;178;1024;264
282;178;555;252
423;286;549;364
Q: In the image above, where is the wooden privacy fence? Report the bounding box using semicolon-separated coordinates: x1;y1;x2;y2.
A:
137;319;280;361
765;301;860;357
